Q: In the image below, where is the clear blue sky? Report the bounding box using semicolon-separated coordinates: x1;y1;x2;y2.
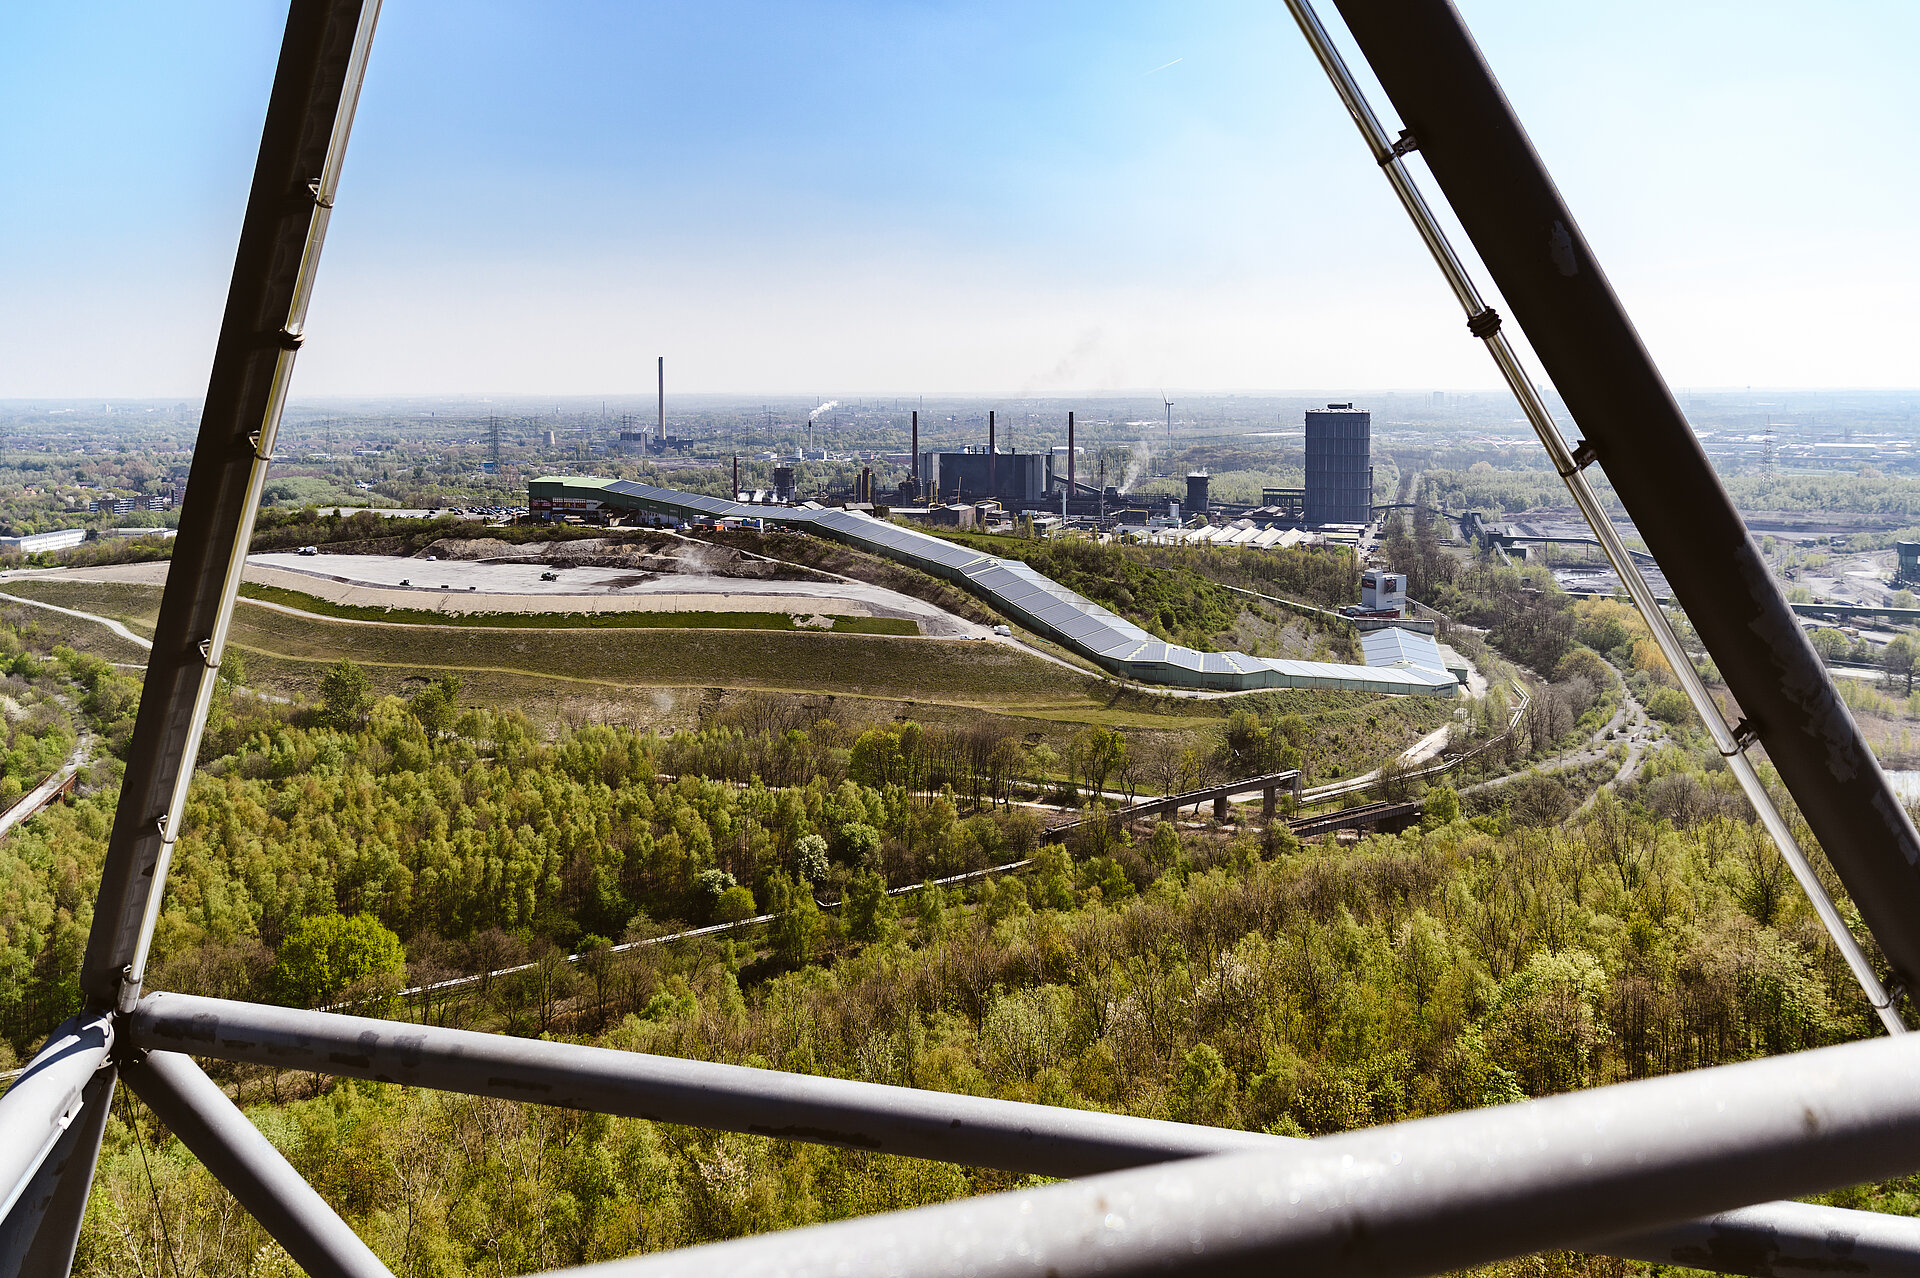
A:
3;1;1915;398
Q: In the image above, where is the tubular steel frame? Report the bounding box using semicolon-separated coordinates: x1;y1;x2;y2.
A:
5;2;1920;1277
1280;0;1909;1036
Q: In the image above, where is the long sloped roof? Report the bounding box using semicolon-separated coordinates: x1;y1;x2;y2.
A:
550;479;1457;696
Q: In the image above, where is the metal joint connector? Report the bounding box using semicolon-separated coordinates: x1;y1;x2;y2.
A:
1571;439;1598;470
198;638;220;670
246;429;277;462
1467;307;1502;338
1731;718;1760;753
276;327;305;351
305;177;335;210
1380;129;1420;164
116;963;142;1014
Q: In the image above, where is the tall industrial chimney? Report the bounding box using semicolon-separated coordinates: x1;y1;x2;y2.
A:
1067;411;1076;505
910;410;920;499
732;453;740;500
988;410;997;496
657;356;664;444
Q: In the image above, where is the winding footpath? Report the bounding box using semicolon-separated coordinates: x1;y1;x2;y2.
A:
0;589;152;652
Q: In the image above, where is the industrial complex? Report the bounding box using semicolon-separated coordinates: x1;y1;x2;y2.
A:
526;475;1461;696
719;404;1379;532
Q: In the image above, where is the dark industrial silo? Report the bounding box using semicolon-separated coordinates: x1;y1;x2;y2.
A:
1186;472;1210;515
1305;403;1371;526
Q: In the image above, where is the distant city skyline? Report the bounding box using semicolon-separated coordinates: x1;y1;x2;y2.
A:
3;1;1915;398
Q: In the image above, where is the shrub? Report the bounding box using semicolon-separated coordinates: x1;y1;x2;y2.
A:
270;913;405;1008
1645;687;1691;725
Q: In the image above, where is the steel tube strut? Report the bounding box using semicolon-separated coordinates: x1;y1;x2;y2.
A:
1596;1200;1920;1276
1317;0;1920;1006
551;1028;1920;1278
129;992;1915;1275
0;1070;116;1278
0;1014;112;1228
123;1051;390;1278
1278;1;1904;1032
80;0;381;1013
128;994;1272;1176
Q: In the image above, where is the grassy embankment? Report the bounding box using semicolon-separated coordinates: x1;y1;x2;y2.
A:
234;581;920;636
916;529;1362;660
0;576;1454;776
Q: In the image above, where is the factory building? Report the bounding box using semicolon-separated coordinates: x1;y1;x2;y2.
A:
1305;403;1372;527
0;528;86;555
920;449;1048;506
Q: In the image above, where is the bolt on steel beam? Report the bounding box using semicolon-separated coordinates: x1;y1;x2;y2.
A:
1315;0;1920;1012
80;0;381;1015
536;1026;1920;1278
129;992;1920;1276
123;1051;391;1278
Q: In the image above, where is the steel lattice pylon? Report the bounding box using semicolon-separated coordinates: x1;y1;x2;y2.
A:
7;3;1920;1277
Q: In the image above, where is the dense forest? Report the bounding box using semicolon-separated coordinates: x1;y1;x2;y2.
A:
74;750;1900;1276
0;640;1456;1059
3;527;1915;1277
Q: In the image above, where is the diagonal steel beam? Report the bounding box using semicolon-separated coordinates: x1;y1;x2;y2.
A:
1596;1201;1920;1276
0;1014;113;1230
540;1025;1920;1278
0;1069;116;1278
130;992;1920;1276
79;0;381;1014
122;1051;391;1278
127;993;1272;1175
1281;0;1904;1032
0;1014;115;1278
1321;0;1920;1005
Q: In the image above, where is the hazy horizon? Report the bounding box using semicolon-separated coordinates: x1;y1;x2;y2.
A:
5;387;1918;409
6;1;1916;398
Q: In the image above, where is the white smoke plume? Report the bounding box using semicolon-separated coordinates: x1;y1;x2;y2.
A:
809;400;839;422
1120;439;1150;492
